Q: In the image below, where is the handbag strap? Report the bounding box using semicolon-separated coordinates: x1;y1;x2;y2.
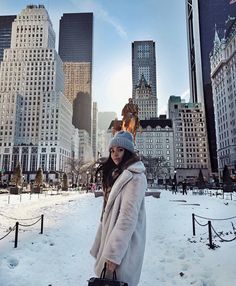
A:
100;262;117;280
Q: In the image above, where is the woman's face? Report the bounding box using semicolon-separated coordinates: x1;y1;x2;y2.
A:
110;146;125;165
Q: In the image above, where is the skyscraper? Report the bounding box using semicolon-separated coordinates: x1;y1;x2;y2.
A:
186;0;236;173
210;18;236;176
92;102;98;159
0;15;16;62
0;5;75;182
58;13;93;63
58;13;93;137
132;40;157;100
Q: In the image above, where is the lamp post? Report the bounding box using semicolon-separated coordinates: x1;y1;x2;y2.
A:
174;170;177;192
86;170;89;193
97;172;101;190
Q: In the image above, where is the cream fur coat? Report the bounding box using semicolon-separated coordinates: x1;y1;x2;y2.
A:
90;161;147;286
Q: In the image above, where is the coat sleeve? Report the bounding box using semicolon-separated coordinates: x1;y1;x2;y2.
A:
103;173;146;265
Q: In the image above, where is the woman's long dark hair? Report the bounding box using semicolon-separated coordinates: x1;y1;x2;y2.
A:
97;149;139;190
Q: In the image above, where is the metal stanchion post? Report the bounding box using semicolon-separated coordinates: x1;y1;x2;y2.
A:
14;222;19;248
40;214;44;234
192;213;196;236
208;221;213;249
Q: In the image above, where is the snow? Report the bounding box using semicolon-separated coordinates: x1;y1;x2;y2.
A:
0;189;236;286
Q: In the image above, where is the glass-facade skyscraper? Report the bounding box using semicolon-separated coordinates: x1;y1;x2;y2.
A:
186;0;236;173
0;15;16;62
58;13;93;63
132;41;157;99
58;13;93;137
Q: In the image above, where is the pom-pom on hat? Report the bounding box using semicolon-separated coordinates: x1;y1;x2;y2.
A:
109;130;134;153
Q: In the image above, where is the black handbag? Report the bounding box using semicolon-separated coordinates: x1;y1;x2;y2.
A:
88;263;128;286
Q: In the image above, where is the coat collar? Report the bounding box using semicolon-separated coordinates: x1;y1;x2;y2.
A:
126;160;146;174
103;161;145;219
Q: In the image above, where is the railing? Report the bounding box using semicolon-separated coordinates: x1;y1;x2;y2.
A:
0;214;44;248
192;213;236;249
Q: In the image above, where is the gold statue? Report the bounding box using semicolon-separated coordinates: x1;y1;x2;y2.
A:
121;98;140;141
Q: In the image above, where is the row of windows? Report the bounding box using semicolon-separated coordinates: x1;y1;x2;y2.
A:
138;145;171;152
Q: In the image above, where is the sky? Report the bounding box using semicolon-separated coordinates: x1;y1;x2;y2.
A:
0;189;236;285
0;0;190;117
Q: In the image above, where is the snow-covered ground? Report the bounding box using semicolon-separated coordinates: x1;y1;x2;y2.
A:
0;189;236;286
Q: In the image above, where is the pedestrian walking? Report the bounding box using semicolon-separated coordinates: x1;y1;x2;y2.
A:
171;182;177;194
90;130;147;286
182;179;187;195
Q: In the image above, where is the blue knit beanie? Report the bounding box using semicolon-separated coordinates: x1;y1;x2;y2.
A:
109;131;134;153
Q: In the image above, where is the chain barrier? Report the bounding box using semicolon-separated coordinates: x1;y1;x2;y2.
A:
18;217;41;227
0;214;44;248
194;217;208;227
210;224;236;243
194;214;236;221
0;225;16;241
0;212;41;221
192;213;236;249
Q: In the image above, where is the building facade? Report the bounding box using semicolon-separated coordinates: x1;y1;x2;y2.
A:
132;41;157;104
58;13;93;137
78;129;93;162
97;129;109;157
0;15;16;62
92;102;98;160
133;74;158;119
0;5;75;182
186;0;236;173
168;96;210;182
210;17;236;177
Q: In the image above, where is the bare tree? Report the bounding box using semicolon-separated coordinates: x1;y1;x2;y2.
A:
141;156;169;183
66;158;87;185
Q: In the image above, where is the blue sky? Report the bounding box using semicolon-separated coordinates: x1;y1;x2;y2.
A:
0;0;189;117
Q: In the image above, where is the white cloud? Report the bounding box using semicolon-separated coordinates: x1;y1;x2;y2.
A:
70;0;127;39
180;88;190;102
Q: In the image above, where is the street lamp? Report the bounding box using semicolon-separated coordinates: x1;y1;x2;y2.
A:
97;172;101;190
86;170;89;193
174;170;177;192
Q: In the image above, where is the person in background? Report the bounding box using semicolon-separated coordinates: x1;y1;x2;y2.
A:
171;181;177;194
90;130;147;286
182;179;187;195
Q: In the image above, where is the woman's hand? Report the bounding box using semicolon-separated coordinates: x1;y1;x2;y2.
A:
106;260;118;272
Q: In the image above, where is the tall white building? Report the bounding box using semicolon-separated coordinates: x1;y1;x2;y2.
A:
210;18;236;177
0;5;75;182
168;96;210;182
78;129;93;162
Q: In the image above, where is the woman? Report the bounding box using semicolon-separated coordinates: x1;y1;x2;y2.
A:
90;130;147;286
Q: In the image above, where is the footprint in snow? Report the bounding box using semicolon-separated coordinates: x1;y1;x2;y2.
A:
178;252;186;260
7;257;19;269
196;249;204;258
